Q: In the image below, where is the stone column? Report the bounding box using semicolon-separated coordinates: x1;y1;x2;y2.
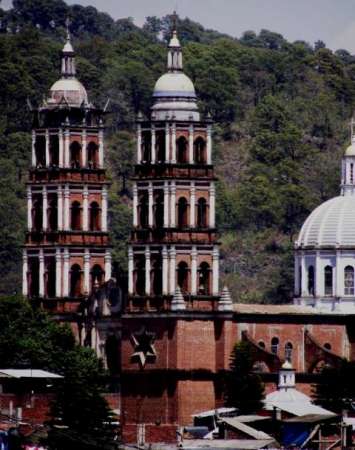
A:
31;130;36;167
165;123;170;163
145;246;151;295
64;185;70;230
27;186;32;231
82;129;87;167
169;246;176;295
57;187;63;230
171;123;176;164
301;252;307;296
84;249;90;294
191;246;197;295
137;124;142;163
58;129;64;168
148;183;154;227
45;129;50;166
190;183;196;227
151;125;156;164
42;186;48;231
164;182;169;227
63;248;70;297
209;182;216;228
83;185;89;231
189;124;194;163
39;249;45;297
335;249;341;297
207;124;212;164
128;246;134;295
133;184;138;227
105;250;112;281
170;182;176;227
315;250;320;296
162;246;168;295
294;254;300;296
22;250;28;297
212;246;219;296
64;129;70;168
98;129;104;168
101;186;108;232
55;248;62;298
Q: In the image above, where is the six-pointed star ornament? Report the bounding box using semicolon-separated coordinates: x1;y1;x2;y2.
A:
131;328;157;368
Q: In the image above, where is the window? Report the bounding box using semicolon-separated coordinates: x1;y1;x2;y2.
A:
308;265;315;295
49;135;59;166
89;202;100;231
139;192;149;228
324;343;332;351
177;136;188;163
258;341;265;349
70;264;82;297
70;141;81;168
154;192;164;228
134;257;145;295
45;258;56;298
198;262;210;295
87;142;98;168
197;198;207;228
324;265;333;296
178;197;188;228
28;258;39;297
344;266;354;295
152;257;162;295
48;197;58;232
35;135;46;167
91;264;104;291
142;131;151;163
32;198;42;231
70;201;82;230
285;342;293;361
351;163;354;184
177;261;189;293
194;137;206;164
271;337;279;354
156;131;165;163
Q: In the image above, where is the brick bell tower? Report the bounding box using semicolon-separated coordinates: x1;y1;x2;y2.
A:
22;27;111;318
121;16;233;443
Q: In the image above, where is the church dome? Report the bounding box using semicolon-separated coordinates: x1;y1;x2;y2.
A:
345;142;355;156
48;78;88;107
153;72;196;99
296;196;355;248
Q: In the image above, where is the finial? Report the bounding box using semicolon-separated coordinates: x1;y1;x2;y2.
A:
65;17;71;42
218;286;233;312
171;286;186;311
351;117;355;144
171;10;178;33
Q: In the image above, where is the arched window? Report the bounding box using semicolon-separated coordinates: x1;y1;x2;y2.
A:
35;135;46;167
134;257;145;295
49;135;59;166
198;262;210;295
70;264;82;297
156;131;165;163
91;264;104;291
285;342;293;361
177;261;189;293
258;341;265;349
271;337;279;354
142;131;151;163
197;198;207;228
32;198;42;232
87;141;98;168
178;197;188;228
70;201;82;231
28;258;39;297
152;257;162;295
308;265;315;296
154;192;164;228
45;258;56;298
47;197;58;232
194;137;206;164
177;136;188;163
89;202;100;231
344;266;354;295
324;265;333;296
70;141;82;168
324;343;332;350
139;192;149;228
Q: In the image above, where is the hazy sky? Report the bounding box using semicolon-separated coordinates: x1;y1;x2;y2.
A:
3;0;355;53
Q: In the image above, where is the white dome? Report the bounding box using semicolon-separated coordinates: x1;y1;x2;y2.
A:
345;143;355;156
297;195;355;248
48;78;88;106
153;72;196;99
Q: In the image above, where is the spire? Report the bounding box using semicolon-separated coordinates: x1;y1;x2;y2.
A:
351;117;355;145
167;11;183;72
61;18;76;78
341;116;355;196
171;286;186;311
218;286;233;312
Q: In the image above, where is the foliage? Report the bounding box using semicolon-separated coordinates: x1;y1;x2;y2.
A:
225;341;265;413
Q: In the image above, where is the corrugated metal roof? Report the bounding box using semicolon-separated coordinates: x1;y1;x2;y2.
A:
221;418;273;440
192;407;237;418
232;415;271;423
181;439;275;449
0;369;63;379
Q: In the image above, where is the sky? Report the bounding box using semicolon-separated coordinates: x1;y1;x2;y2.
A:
3;0;355;53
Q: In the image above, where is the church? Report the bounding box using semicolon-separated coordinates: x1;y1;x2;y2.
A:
22;20;355;443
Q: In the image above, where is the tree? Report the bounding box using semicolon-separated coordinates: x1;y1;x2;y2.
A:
225;341;265;413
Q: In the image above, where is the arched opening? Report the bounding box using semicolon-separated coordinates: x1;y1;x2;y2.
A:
70;141;82;168
285;342;293;361
176;136;188;163
47;196;58;232
258;341;265;349
32;197;42;232
324;343;332;350
139;192;149;228
105;335;120;374
156;130;165;163
70;201;82;231
134;257;146;296
49;135;59;166
45;258;56;298
89;201;101;231
177;261;189;293
87;141;98;168
197;198;207;228
194;137;206;164
154;191;164;228
91;264;104;291
177;197;188;228
35;135;46;167
151;256;162;295
324;265;333;296
308;265;315;296
198;262;210;295
28;258;39;297
344;266;354;295
351;163;354;184
142;131;151;163
70;264;82;297
271;337;279;354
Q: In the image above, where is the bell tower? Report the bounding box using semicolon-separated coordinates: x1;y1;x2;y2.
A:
22;27;111;315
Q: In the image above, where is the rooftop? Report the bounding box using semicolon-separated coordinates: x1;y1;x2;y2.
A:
0;369;63;379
